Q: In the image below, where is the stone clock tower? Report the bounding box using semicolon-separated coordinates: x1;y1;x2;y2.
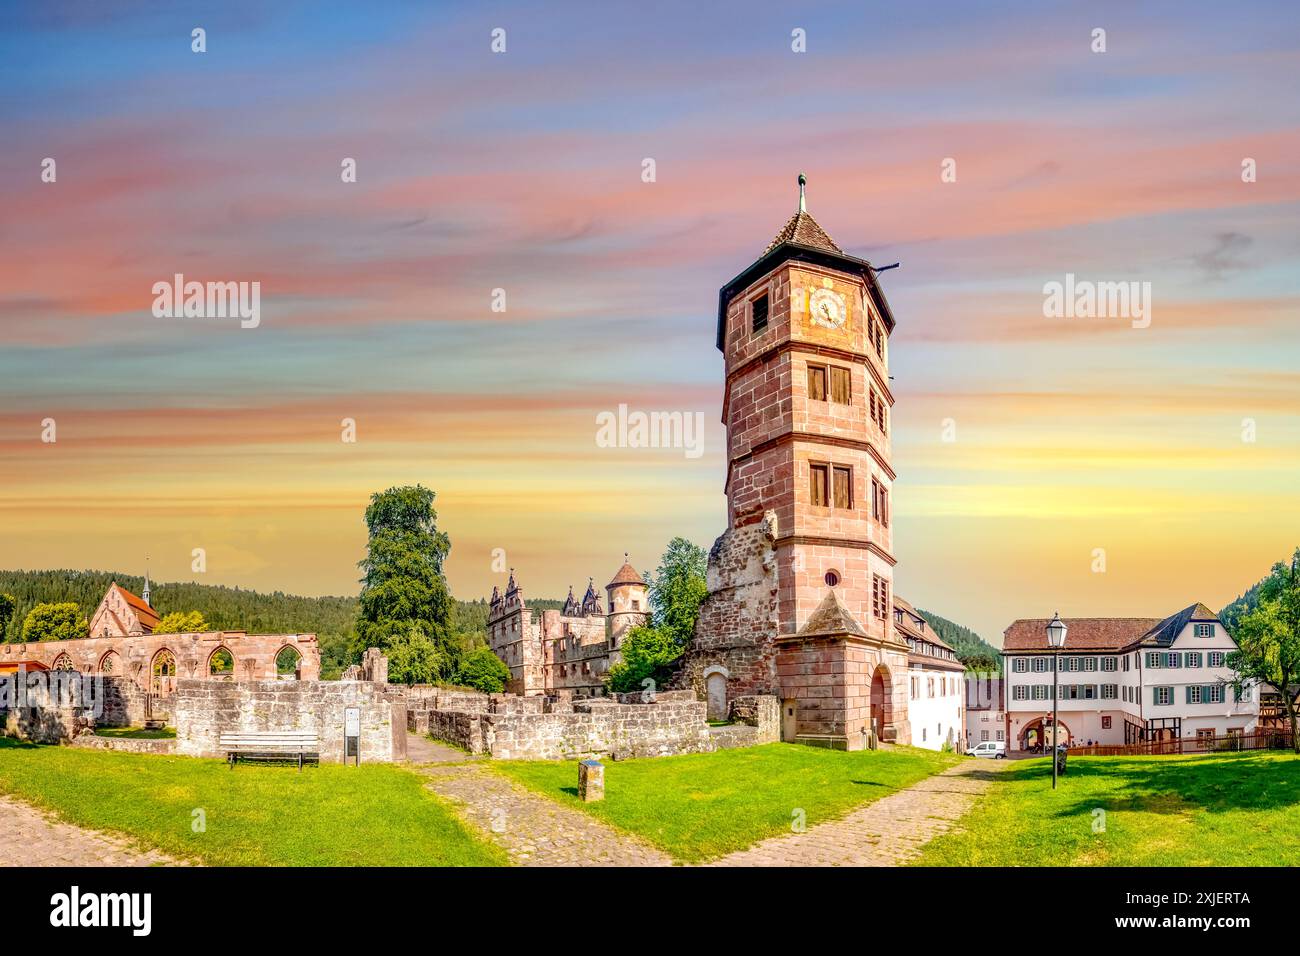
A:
679;175;911;750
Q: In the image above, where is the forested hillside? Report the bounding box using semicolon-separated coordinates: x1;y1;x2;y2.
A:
915;607;1001;673
0;569;508;679
1220;579;1265;633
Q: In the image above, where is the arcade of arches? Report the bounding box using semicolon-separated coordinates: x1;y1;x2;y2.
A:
0;630;320;694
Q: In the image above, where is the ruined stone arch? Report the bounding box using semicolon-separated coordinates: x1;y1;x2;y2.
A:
98;650;121;675
207;645;235;680
275;643;303;680
151;647;177;695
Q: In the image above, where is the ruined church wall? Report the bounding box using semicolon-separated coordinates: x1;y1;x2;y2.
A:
676;515;782;698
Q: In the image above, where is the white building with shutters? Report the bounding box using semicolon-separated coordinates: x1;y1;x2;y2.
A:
896;598;965;751
1000;603;1258;751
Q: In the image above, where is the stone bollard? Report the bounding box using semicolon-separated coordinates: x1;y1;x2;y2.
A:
578;759;605;802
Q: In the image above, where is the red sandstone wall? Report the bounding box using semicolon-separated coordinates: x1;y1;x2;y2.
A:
0;632;320;693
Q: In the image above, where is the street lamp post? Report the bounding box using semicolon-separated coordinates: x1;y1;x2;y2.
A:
1046;612;1068;789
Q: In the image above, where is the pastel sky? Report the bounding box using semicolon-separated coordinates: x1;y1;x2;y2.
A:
2;1;1298;644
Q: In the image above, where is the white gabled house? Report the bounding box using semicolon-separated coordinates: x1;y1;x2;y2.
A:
896;598;965;751
1001;603;1258;751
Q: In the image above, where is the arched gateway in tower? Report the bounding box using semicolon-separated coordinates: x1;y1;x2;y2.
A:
676;175;912;749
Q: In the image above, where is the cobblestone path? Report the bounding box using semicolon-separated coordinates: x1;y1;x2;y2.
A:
418;763;672;867
0;795;185;867
708;759;1001;867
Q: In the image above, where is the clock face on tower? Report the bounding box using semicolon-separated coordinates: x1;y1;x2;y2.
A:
809;288;847;330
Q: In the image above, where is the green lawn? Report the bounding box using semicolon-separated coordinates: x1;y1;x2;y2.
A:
95;726;176;739
0;738;505;866
494;742;959;863
916;751;1300;866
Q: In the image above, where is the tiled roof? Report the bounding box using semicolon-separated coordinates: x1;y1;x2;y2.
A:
797;589;868;639
1137;603;1220;647
114;584;159;631
892;597;955;653
1002;617;1161;652
606;560;645;588
762;210;842;257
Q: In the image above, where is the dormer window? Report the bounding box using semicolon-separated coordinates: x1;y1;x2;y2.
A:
1194;623;1215;638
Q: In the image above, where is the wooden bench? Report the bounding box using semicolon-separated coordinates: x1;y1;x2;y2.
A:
220;731;320;770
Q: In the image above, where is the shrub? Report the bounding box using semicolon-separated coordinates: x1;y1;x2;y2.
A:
605;625;683;694
456;646;511;693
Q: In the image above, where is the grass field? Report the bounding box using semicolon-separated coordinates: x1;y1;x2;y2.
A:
915;751;1300;866
494;741;959;863
0;739;506;866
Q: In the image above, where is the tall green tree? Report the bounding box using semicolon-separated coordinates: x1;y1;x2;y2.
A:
384;626;446;686
1227;547;1300;753
354;485;455;681
648;537;708;645
21;602;87;642
605;537;709;694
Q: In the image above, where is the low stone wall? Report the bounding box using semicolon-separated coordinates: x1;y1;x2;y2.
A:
173;679;407;763
71;734;176;756
99;676;151;728
728;694;781;743
0;671;103;744
405;686;494;714
409;688;714;761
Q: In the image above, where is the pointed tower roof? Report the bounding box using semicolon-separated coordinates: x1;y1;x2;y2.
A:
762;175;843;256
796;589;868;640
581;577;603;616
716;173;897;350
606;553;646;589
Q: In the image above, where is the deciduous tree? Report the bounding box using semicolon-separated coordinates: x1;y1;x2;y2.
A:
21;602;87;642
1227;547;1300;753
154;610;210;634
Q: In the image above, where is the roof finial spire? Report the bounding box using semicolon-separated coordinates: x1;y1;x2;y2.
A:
797;172;807;213
142;557;152;607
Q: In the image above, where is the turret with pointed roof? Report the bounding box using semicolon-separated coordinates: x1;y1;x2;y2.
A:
580;578;603;617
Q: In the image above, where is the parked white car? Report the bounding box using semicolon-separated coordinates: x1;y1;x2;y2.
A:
966;740;1006;759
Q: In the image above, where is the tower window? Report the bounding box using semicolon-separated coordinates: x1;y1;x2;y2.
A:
869;388;888;433
872;574;889;619
807;365;827;402
751;293;769;332
811;463;851;508
871;478;888;526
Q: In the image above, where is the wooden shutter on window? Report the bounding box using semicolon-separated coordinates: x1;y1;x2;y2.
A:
810;464;828;507
830;366;850;404
832;466;851;508
808;365;827;401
